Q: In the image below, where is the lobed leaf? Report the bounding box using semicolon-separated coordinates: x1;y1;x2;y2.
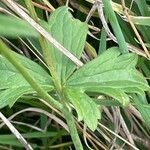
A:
0;85;53;108
0;51;53;108
46;6;88;83
67;47;149;106
65;88;100;131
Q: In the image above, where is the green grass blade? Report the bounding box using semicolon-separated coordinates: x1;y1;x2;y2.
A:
102;0;128;53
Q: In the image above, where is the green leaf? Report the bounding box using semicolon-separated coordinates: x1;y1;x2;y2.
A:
67;47;149;106
0;85;53;108
93;98;122;107
0;15;38;37
0;51;53;108
0;51;53;89
132;94;150;128
0;86;34;108
46;6;88;83
65;88;100;131
87;87;130;106
68;47;138;81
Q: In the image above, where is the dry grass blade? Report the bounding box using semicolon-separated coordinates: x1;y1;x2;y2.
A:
32;1;52;12
19;38;48;69
0;112;33;150
85;1;147;58
116;108;135;145
110;107;121;150
0;7;15;16
95;1;148;58
42;0;55;11
2;0;83;67
98;123;140;150
83;124;94;150
10;121;45;132
121;0;150;58
0;108;69;132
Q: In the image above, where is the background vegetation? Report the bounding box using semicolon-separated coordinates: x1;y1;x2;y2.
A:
0;0;150;149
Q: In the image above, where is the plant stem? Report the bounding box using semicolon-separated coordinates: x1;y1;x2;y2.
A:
25;0;38;22
0;40;62;111
25;0;62;93
39;37;62;93
24;1;83;149
62;104;83;150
